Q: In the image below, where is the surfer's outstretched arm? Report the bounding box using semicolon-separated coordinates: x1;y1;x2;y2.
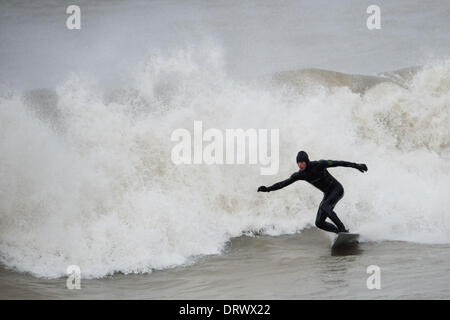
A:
320;160;368;172
258;172;302;192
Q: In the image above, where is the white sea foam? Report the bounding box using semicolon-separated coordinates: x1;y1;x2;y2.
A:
0;47;449;278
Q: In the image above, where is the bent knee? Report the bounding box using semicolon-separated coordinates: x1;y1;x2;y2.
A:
315;219;325;228
320;202;332;213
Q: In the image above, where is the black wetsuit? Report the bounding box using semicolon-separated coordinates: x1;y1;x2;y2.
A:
264;160;361;233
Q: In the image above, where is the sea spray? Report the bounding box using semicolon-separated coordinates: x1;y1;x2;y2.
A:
0;49;449;278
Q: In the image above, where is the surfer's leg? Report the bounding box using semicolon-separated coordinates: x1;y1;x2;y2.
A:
315;200;340;233
324;185;347;232
327;210;346;232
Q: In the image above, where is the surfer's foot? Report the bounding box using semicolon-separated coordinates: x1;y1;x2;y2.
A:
339;228;349;233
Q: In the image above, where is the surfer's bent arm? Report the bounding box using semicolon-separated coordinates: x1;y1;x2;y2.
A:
319;160;368;172
321;160;356;168
266;172;302;192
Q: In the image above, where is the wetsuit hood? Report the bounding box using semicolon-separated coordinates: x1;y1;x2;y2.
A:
296;151;310;164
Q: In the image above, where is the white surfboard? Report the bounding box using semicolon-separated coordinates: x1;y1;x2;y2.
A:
331;232;359;249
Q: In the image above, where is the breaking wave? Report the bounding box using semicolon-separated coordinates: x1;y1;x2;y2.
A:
1;46;449;278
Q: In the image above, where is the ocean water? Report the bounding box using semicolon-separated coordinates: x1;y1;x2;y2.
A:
2;230;450;299
0;0;449;299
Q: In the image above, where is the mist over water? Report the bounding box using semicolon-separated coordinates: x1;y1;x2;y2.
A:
0;0;449;279
1;0;450;89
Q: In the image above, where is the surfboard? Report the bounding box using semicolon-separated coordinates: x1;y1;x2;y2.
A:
331;232;359;249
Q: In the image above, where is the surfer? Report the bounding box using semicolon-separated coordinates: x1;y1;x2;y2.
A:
257;151;368;234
